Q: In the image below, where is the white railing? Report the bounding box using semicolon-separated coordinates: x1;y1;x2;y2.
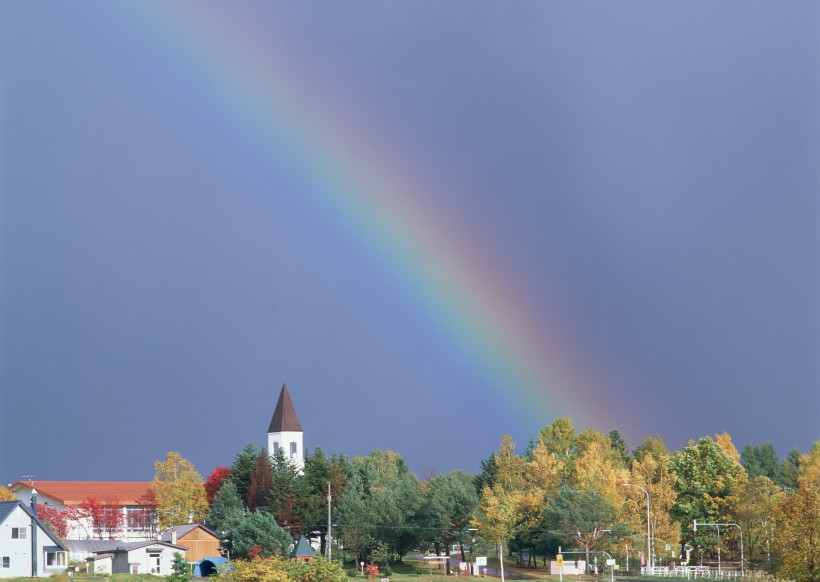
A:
643;565;743;579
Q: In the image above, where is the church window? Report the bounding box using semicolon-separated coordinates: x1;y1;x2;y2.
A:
290;442;297;457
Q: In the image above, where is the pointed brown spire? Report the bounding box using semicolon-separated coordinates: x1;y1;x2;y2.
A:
268;384;303;433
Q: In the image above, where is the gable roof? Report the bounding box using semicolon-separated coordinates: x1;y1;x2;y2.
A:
267;384;302;433
0;500;67;551
160;524;218;542
113;540;187;552
10;481;152;505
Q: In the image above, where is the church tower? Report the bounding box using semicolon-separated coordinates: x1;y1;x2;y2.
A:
267;384;304;471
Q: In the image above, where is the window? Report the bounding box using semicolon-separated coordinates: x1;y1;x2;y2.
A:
11;527;27;539
46;552;67;567
290;442;297;457
2;557;9;568
273;441;280;454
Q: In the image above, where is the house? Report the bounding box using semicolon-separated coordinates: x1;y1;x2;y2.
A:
160;525;220;562
0;499;68;578
90;540;187;575
10;481;155;541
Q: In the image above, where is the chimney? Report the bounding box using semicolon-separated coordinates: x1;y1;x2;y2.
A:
30;489;38;517
172;530;177;545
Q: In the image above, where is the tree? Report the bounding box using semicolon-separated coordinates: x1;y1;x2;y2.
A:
536;417;577;480
36;505;70;539
231;511;293;558
471;483;523;581
207;480;244;543
0;487;16;501
772;442;820;582
248;453;274;512
542;487;616;574
219;556;346;582
420;473;478;561
608;430;632;468
133;488;158;538
627;446;678;565
670;437;744;564
335;474;376;564
266;448;304;535
167;552;192;582
204;467;231;507
778;449;801;490
741;443;782;482
100;496;124;539
79;497;105;539
230;443;260;507
153;451;209;530
735;476;783;568
474;452;498;494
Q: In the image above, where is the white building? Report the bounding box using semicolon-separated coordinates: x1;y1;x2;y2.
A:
0;499;68;578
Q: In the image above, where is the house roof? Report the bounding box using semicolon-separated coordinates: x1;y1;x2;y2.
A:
10;481;153;505
160;524;218;542
113;540;187;552
0;500;67;551
65;540;120;554
268;384;302;433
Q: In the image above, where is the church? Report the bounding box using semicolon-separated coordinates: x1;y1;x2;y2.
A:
266;384;304;471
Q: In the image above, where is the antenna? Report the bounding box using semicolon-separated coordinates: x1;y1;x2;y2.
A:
21;475;35;485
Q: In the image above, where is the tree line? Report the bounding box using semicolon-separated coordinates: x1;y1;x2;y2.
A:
5;420;815;581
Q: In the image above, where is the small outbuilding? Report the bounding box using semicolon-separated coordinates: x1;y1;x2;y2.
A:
193;556;230;577
160;524;220;562
290;535;315;561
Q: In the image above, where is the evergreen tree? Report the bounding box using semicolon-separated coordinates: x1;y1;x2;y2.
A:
229;443;260;507
207;480;244;536
167;552;192;582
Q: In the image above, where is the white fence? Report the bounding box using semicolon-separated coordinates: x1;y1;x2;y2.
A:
644;565;743;579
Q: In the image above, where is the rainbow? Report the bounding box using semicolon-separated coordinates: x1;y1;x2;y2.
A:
118;4;625;435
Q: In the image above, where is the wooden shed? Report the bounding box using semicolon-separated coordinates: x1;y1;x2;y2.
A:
160;525;220;562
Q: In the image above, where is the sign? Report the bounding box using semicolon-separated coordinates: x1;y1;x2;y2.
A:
475;557;487;566
606;559;616;566
556;555;564;568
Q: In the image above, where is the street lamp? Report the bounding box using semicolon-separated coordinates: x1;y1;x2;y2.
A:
623;483;652;571
693;520;744;577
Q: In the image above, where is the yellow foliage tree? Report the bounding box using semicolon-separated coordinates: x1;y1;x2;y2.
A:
627;448;678;564
153;451;208;530
772;442;820;582
472;483;523;580
0;486;16;501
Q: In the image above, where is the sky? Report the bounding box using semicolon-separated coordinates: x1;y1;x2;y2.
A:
1;2;818;484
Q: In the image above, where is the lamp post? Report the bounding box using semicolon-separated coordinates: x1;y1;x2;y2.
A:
623;483;652;571
693;521;744;577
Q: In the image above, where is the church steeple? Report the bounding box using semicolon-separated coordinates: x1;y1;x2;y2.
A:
267;384;304;471
268;384;303;433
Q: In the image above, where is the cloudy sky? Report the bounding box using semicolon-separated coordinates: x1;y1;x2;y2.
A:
1;1;818;483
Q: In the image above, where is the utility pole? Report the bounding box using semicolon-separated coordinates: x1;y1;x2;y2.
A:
326;481;332;561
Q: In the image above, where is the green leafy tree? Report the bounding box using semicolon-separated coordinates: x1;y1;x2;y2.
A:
542;487;616;573
232;511;293;558
335;473;376;564
167;552;191;582
778;449;801;490
421;473;479;561
153;451;208;530
670;437;744;563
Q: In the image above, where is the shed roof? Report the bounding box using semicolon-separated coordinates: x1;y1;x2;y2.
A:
290;535;315;559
